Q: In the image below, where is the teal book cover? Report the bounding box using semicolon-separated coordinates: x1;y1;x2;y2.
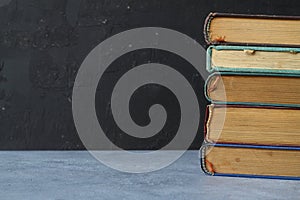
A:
207;45;300;74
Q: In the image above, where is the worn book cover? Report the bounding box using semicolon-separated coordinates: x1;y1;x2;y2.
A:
204;104;300;146
207;45;300;74
200;143;300;180
204;12;300;47
205;72;300;107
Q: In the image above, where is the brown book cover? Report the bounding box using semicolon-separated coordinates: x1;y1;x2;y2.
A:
205;73;300;106
200;143;300;179
204;104;300;146
204;12;300;47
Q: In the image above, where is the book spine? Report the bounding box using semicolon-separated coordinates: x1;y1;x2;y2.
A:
200;144;214;176
206;46;214;73
204;72;220;103
203;12;215;45
203;105;209;141
204;104;214;143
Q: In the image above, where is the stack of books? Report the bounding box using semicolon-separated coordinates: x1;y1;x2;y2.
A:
200;13;300;180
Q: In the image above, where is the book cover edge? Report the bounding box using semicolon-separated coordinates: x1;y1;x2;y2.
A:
200;144;214;176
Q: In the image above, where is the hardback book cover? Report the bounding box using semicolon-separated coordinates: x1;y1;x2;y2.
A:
204;104;300;146
205;72;300;107
204;12;300;47
206;45;300;74
200;143;300;180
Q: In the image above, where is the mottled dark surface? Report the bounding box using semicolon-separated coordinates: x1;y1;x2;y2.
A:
0;0;299;150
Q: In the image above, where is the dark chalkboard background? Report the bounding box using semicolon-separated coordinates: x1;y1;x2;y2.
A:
0;0;299;150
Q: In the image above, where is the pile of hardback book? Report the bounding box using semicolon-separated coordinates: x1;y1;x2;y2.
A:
200;13;300;180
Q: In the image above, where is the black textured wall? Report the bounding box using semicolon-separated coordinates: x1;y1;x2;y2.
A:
0;0;299;150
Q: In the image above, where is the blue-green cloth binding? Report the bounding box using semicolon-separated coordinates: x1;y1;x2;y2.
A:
207;45;300;74
204;72;300;108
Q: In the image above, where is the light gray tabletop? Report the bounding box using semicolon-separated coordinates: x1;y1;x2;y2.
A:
0;151;299;200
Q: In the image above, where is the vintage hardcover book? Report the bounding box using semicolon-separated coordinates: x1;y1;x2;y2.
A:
204;104;300;146
200;143;300;180
207;46;300;74
205;73;300;107
204;13;300;46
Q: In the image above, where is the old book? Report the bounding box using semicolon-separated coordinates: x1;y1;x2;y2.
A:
204;13;300;46
205;73;300;106
205;105;300;146
201;144;300;180
207;46;300;74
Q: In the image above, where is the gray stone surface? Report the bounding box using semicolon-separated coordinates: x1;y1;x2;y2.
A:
0;151;299;200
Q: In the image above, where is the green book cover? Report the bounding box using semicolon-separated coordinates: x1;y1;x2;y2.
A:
207;45;300;74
